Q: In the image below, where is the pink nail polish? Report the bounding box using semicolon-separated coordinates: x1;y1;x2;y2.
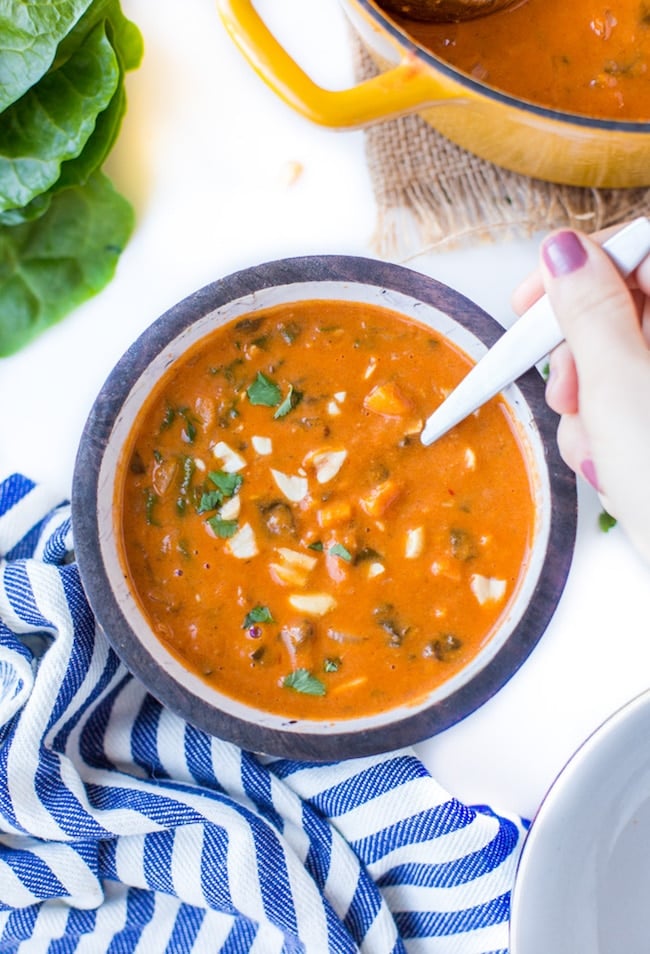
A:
581;458;600;491
542;231;588;277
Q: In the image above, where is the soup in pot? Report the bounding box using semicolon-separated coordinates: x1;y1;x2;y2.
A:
391;0;650;120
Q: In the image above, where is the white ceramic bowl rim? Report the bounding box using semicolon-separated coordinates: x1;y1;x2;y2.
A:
72;255;576;760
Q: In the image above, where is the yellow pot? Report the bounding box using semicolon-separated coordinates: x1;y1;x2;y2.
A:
217;0;650;188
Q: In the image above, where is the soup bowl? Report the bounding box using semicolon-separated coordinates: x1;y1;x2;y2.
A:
217;0;650;188
71;255;576;760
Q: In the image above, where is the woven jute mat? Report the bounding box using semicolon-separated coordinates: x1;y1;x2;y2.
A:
353;40;650;257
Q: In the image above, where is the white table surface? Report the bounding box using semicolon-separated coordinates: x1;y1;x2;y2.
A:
2;0;649;822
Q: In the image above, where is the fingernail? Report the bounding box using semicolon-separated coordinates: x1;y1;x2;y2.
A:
581;458;600;491
542;231;588;277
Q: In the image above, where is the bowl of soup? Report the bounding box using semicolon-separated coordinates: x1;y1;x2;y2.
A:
71;255;576;759
217;0;650;188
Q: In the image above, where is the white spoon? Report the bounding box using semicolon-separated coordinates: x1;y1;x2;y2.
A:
420;216;650;446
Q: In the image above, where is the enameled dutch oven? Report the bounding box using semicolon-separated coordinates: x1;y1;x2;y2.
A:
217;0;650;188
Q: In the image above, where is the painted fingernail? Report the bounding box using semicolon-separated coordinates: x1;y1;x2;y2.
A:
542;231;588;277
581;458;600;491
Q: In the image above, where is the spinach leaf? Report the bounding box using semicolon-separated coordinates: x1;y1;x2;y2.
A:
0;0;96;112
0;171;134;356
0;22;119;213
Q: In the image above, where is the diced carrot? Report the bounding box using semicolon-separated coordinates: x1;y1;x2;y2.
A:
359;479;401;518
317;499;353;528
363;381;411;417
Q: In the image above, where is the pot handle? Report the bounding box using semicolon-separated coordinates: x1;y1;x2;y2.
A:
216;0;454;127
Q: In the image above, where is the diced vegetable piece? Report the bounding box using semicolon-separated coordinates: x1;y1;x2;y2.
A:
359;479;400;518
363;381;411;417
430;558;462;582
219;495;241;520
252;435;272;455
316;499;352;528
405;526;424;559
276;547;318;572
152;456;177;495
304;448;348;484
269;546;318;587
470;574;507;605
259;500;296;536
213;440;246;473
225;522;258;559
271;469;309;503
288;593;337;616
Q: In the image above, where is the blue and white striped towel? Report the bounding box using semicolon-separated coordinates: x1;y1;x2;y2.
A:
0;473;527;953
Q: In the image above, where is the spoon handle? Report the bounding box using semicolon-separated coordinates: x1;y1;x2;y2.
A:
420;216;650;446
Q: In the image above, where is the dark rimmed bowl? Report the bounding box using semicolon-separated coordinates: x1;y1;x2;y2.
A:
72;255;576;760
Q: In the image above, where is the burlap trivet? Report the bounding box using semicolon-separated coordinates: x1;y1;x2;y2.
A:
353;39;650;257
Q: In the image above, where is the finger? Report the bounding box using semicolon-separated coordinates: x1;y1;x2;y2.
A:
545;343;579;415
540;230;646;391
555;413;592;482
511;271;545;316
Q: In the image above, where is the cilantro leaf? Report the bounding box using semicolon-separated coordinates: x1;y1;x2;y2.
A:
247;371;281;407
207;516;238;539
209;470;243;497
599;510;617;532
243;605;274;628
308;541;324;552
323;657;341;673
274;384;302;419
197;489;223;513
283;669;327;696
329;543;352;562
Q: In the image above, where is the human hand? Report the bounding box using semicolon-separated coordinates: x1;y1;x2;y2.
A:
512;224;650;565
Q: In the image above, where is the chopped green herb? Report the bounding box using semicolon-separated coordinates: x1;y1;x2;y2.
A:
179;408;197;443
308;540;324;552
323;657;341;673
197;489;223;513
243;605;274;628
283;669;326;696
598;510;617;532
207;516;238;538
209;470;243;497
329;543;352;562
247;371;282;407
353;546;382;564
161;405;176;430
144;488;159;526
274;384;302;419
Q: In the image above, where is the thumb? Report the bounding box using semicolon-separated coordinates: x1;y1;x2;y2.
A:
540;229;646;391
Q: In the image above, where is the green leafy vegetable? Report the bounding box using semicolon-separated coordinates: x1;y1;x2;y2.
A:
247;371;282;407
0;172;134;356
0;0;142;355
274;384;302;419
329;543;352;562
0;23;119;213
207;516;239;539
243;605;274;628
598;510;617;532
283;669;327;696
209;470;243;497
323;657;341;673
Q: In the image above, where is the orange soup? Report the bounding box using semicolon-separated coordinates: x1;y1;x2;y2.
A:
118;301;534;720
395;0;650;120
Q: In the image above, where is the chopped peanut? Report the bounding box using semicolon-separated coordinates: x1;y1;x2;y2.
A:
213;440;246;473
288;593;337;616
304;448;348;484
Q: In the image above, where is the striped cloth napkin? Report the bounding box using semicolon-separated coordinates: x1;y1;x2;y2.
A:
0;473;528;953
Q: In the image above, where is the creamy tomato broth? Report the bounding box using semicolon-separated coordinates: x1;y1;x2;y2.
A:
118;301;534;719
395;0;650;120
